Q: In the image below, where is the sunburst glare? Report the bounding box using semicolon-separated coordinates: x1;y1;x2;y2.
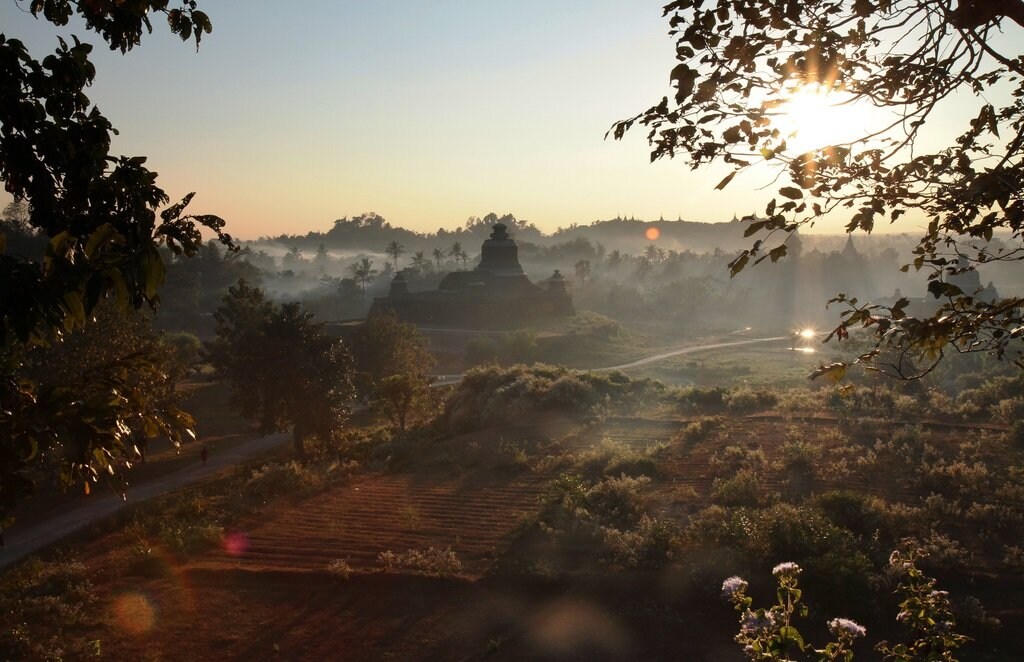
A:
772;84;874;154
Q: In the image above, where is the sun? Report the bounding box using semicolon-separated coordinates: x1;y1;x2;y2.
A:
773;84;870;153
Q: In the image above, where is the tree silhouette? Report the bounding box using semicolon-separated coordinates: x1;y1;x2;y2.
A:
613;1;1024;377
574;259;592;288
0;1;230;516
385;240;405;272
207;282;353;457
450;242;467;270
432;247;446;271
348;257;378;295
411;250;430;273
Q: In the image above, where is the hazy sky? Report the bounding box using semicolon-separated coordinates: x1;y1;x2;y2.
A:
0;2;1005;239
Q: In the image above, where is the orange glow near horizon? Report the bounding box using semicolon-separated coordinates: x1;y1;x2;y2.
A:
645;226;661;241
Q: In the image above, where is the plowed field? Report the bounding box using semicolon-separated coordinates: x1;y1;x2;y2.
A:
39;410;1022;660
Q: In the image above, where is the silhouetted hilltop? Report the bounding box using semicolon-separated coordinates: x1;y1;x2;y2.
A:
253;212;752;255
548;216;749;253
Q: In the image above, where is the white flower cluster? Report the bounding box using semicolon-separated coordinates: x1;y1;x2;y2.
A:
721;575;748;599
772;561;802;578
740;609;779;635
828;617;867;639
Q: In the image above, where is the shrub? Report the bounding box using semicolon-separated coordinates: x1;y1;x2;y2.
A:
711;469;771;508
601;514;680;568
576;438;664;479
0;558;99;660
687;503;875;611
327;558;353;580
377;547;463;576
725;386;778;414
680;415;724;443
710;445;769;475
671;385;728;412
535;472;672;567
245;460;324;502
775;388;824;414
441;364;664;432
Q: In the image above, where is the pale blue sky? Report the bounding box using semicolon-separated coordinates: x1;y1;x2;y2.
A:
1;2;1007;239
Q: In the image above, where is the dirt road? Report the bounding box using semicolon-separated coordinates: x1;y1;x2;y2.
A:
0;432;289;569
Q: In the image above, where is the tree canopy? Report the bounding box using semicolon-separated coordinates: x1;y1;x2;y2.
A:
206;281;354;457
612;0;1024;378
349;311;436;434
0;1;229;519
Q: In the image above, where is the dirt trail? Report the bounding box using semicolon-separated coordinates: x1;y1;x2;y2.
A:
0;432;289;569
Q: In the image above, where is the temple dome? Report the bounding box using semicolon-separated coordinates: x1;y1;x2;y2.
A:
476;223;526;278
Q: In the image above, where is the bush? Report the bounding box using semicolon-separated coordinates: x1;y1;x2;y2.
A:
245;460;324;502
0;558;99;660
711;445;769;475
377;547;463;576
601;514;680;569
680;415;724;443
711;469;771;508
534;472;676;568
576;438;664;479
671;385;728;412
725;386;778;413
686;503;875;612
441;364;663;432
327;558;353;580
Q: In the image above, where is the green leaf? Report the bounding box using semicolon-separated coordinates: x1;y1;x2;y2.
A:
85;223;118;259
62;291;86;326
779;625;805;649
811;362;848;383
141;248;166;299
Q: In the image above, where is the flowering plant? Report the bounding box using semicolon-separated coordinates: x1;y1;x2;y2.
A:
722;549;968;661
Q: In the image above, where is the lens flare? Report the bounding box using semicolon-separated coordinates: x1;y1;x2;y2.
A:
799;328;816;339
645;226;660;241
112;592;157;635
223;531;249;556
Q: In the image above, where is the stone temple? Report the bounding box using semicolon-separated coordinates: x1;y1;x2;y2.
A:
369;223;574;327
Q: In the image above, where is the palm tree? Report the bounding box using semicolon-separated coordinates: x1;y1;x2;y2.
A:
644;244;661;263
348;257;377;295
635;256;653;280
411;251;429;272
432;247;445;271
449;242;464;271
385;240;405;271
574;259;591;288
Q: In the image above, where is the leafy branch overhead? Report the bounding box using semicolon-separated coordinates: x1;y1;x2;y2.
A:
27;0;213;51
611;0;1024;377
0;1;228;521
